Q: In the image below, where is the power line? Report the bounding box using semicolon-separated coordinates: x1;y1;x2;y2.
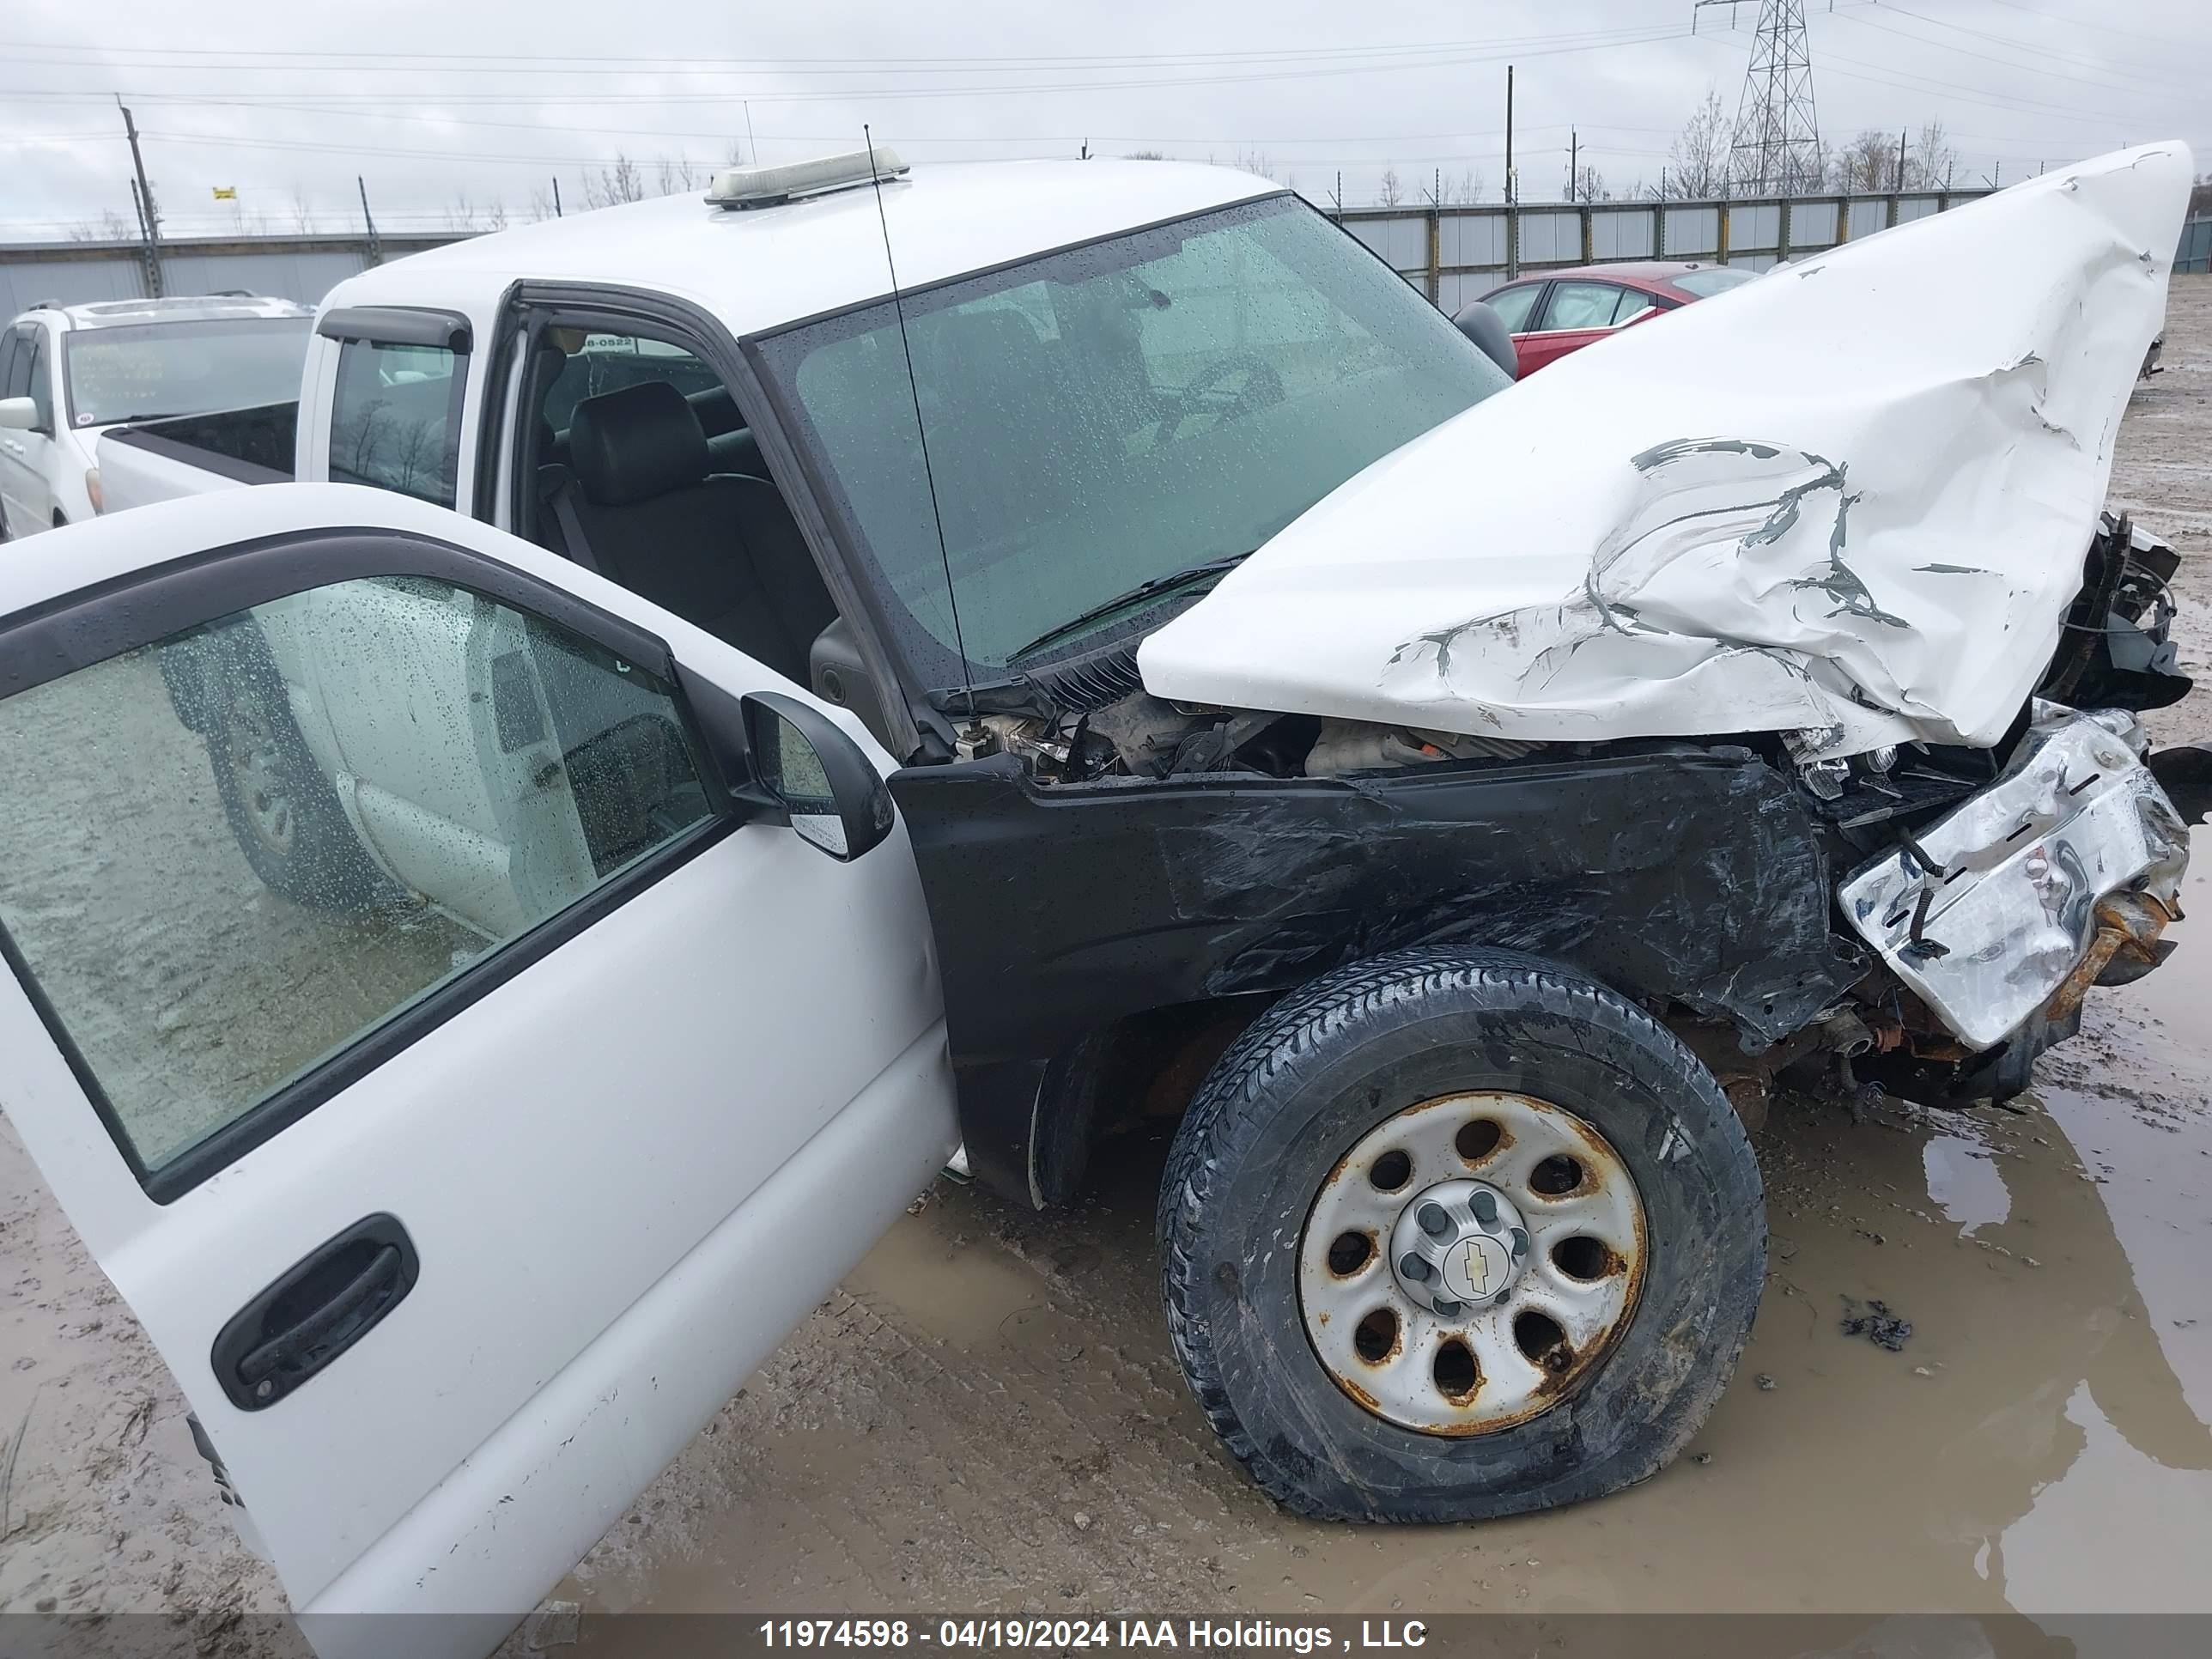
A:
1812;43;2179;130
1974;0;2212;57
0;24;1686;71
0;25;1706;112
1835;9;2202;106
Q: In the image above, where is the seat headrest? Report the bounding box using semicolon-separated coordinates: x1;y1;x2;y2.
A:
569;380;709;507
706;425;767;479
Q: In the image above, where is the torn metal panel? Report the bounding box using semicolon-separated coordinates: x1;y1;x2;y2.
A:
890;745;1864;1204
1139;144;2194;758
1838;705;2189;1050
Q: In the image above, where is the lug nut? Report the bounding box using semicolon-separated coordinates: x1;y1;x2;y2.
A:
1399;1253;1432;1282
1432;1299;1463;1318
1472;1188;1498;1227
1417;1201;1452;1238
1510;1227;1528;1256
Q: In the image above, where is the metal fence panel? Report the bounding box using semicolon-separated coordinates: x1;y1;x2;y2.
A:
1662;206;1719;258
1847;198;1890;240
1516;210;1581;265
2180;217;2212;274
1787;201;1838;251
1730;204;1781;252
1437;270;1486;313
1897;195;1942;223
1346;215;1428;274
162;249;369;303
0;256;144;316
1590;210;1655;260
1437;213;1506;270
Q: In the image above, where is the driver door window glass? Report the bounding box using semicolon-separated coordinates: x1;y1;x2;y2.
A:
0;577;714;1182
1539;283;1631;331
329;339;465;507
1481;283;1545;332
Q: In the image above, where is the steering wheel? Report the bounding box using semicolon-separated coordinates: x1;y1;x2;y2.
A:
1164;351;1285;439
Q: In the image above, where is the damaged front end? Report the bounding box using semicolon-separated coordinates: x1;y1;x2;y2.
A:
1839;702;2188;1100
883;143;2198;1206
891;507;2194;1207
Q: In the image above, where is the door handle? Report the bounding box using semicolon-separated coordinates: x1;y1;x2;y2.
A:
211;1213;419;1410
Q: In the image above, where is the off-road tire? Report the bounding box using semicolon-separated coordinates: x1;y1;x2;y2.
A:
1158;945;1765;1522
207;647;390;913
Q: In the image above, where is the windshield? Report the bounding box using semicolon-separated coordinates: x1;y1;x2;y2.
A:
756;195;1510;688
63;317;312;428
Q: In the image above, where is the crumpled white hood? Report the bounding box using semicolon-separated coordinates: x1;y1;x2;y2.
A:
1139;143;2193;758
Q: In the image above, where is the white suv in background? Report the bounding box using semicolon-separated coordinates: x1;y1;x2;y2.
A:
0;295;311;538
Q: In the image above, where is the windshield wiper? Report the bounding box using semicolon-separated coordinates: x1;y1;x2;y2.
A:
1007;554;1249;665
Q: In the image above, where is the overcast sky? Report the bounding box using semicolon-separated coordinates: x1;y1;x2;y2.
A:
3;0;2207;240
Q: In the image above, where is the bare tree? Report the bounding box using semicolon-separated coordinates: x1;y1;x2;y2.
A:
1908;120;1959;191
289;185;317;234
1123;149;1169;161
654;155;705;197
1568;164;1610;203
1829;129;1896;193
1234;149;1277;181
1443;167;1486;205
526;183;559;222
581;154;647;210
64;209;136;243
480;195;509;231
1667;88;1731;199
1377;167;1405;208
445;191;481;231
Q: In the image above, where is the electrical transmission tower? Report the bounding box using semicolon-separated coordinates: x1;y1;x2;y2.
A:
1694;0;1825;196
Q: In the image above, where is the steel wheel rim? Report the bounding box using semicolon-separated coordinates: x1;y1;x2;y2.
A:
1297;1091;1647;1436
223;696;297;860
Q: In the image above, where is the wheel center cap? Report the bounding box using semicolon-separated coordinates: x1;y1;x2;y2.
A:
1388;1178;1531;1316
1442;1232;1515;1302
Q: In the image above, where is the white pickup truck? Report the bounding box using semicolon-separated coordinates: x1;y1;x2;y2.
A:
4;144;2199;1656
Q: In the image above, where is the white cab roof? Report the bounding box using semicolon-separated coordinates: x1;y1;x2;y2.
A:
322;160;1279;338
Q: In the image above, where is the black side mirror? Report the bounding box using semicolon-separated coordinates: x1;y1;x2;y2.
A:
1451;301;1520;380
741;690;896;861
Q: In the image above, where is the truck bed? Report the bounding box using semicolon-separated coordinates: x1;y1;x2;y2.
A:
97;402;297;516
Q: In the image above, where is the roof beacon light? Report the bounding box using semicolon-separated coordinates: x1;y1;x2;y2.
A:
706;147;909;210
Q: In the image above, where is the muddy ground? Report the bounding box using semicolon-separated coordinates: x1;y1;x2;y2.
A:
3;276;2210;1647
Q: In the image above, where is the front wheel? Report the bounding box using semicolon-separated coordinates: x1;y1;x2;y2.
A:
208;672;389;912
1158;947;1765;1522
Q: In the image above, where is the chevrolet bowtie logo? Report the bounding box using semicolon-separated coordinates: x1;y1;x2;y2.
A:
1461;1240;1494;1296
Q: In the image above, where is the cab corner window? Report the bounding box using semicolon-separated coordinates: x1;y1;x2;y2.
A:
330;338;465;507
0;574;715;1189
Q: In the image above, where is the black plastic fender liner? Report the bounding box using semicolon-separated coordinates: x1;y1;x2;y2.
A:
890;743;1864;1206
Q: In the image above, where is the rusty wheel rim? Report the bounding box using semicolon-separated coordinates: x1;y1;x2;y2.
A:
1297;1091;1647;1436
222;694;298;862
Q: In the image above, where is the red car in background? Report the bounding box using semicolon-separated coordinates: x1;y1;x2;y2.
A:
1466;261;1761;376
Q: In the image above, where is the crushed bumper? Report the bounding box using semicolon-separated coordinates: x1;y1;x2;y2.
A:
1838;704;2191;1051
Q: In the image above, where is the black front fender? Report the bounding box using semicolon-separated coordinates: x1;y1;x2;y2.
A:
890;744;1863;1206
